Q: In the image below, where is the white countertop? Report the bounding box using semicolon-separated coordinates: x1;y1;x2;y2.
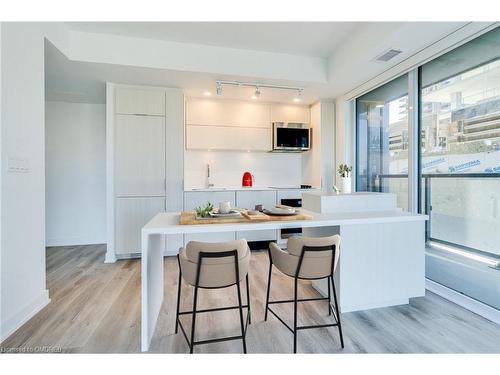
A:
142;209;428;235
185;186;320;192
303;191;389;197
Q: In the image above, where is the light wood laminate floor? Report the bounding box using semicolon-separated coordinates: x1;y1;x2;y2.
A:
2;245;499;353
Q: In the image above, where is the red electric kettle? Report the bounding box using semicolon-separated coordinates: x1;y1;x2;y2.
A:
242;171;253;187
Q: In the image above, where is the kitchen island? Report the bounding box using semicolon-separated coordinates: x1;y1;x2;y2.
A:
140;197;427;351
302;192;427;314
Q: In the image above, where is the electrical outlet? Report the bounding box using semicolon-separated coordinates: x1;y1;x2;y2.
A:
8;157;29;173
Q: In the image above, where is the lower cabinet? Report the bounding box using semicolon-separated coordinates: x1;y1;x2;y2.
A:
183;191;236;245
235;190;277;242
115;197;165;256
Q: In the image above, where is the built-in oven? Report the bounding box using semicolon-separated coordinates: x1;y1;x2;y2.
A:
272;122;310;152
280;198;303;239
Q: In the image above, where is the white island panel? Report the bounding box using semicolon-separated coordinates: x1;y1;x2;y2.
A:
302;191;398;213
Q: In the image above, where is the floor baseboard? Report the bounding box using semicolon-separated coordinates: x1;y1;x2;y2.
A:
104;250;117;263
426;279;500;324
46;238;106;247
111;251;179;261
0;289;50;343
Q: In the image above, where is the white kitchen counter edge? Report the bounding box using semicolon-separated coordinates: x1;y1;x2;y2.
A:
143;209;428;234
184;187;321;192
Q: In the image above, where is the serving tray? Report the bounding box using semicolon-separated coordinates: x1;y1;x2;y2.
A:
179;210;312;225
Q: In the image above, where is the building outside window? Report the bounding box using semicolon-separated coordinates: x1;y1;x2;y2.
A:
356;74;409;211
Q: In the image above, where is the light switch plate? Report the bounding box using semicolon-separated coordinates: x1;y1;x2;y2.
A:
8;157;30;173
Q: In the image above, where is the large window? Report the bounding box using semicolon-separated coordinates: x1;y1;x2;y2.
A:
420;27;500;309
356;27;500;309
356;74;409;210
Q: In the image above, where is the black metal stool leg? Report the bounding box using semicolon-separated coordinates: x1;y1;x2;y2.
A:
236;279;247;353
327;276;332;316
331;276;344;348
246;274;251;325
175;255;182;334
293;277;298;354
264;262;272;321
189;284;199;353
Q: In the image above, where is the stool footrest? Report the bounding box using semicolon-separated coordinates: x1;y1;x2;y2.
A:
179;304;249;315
177;306;250;350
268;296;329;304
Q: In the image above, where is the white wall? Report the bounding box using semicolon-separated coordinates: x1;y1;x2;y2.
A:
0;22;69;342
45;101;106;246
301;103;321;188
184;150;302;189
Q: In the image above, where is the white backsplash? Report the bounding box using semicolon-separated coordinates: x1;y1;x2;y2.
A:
184;150;302;189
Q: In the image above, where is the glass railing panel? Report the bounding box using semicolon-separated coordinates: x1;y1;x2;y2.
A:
428;176;500;256
379;175;408;211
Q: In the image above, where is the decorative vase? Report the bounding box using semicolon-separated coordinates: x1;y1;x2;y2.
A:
342;176;352;194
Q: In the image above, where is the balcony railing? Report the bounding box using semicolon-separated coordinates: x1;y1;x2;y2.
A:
374;173;500;262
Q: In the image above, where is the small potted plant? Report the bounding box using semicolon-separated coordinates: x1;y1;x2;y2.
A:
337;164;353;194
194;202;214;219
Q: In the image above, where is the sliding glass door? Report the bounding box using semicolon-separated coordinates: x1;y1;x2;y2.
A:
356;26;500;310
420;27;500;309
356;74;409;210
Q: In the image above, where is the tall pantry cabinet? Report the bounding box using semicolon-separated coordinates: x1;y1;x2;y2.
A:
105;84;184;262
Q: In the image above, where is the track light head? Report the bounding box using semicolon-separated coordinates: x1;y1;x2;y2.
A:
251;86;261;100
293;89;303;103
216;82;222;96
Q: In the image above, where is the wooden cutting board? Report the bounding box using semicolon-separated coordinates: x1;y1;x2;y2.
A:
179;212;247;225
262;212;313;221
179;210;312;225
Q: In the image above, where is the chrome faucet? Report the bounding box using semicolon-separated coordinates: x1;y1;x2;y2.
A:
206;164;214;188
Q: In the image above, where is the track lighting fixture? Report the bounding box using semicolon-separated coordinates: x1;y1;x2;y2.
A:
215;80;304;101
293;89;302;103
251;86;261;100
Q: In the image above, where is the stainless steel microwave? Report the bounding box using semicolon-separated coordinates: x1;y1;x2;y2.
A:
272;122;311;152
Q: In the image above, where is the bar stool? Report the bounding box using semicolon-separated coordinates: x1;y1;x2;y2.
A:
264;235;344;353
175;239;251;353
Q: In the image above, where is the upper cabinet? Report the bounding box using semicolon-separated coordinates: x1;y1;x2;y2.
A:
186;125;271;151
270;104;310;124
115;87;166;116
186;98;270;128
185;98;311;151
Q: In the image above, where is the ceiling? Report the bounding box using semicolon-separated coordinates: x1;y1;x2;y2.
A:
45;22;474;104
44;40;328;104
66;22;363;58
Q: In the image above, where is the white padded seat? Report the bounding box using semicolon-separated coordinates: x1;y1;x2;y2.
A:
179;239;251;288
269;235;341;279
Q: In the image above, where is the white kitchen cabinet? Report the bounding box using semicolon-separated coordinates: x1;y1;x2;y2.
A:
271;104;310;124
115;87;166;116
107;84;184;262
115;197;165;255
186;125;271;151
184;191;236;210
277;189;305;201
115;114;166;197
183;191;236;244
235;190;277;241
165;89;185;255
186;98;270;128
